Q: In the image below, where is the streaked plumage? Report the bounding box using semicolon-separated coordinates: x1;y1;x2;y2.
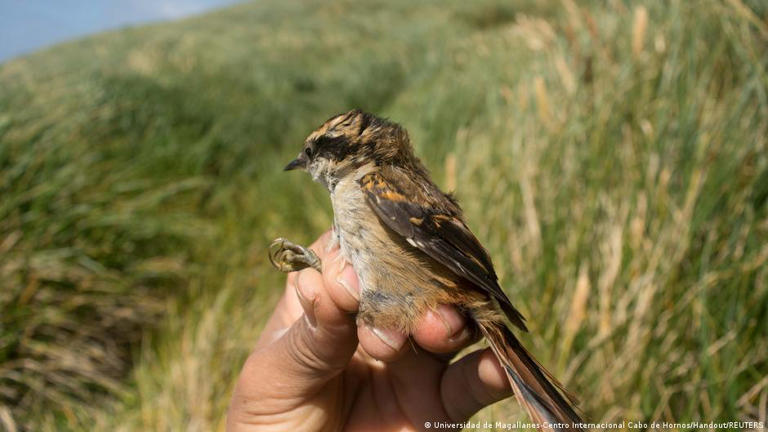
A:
285;110;583;430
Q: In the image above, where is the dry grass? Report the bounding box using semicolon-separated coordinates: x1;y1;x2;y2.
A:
0;0;766;430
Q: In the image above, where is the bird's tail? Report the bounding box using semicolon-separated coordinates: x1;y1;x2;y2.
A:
477;320;583;431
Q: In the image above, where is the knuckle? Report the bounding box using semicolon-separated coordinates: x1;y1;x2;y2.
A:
286;323;345;373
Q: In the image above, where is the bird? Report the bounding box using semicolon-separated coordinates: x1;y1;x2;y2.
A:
269;109;583;430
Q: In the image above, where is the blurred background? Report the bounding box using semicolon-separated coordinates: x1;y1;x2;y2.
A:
0;0;766;431
0;0;244;62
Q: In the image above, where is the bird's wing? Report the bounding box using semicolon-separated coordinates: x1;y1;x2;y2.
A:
359;166;527;330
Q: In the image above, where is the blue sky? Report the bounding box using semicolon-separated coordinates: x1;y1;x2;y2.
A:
0;0;244;62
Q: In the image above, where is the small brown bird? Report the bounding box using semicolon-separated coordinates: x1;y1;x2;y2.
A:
270;110;583;430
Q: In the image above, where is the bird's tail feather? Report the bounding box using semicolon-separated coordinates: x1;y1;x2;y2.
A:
477;320;583;431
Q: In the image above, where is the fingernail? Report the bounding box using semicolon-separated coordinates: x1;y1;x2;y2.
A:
435;304;466;340
322;248;341;273
295;273;317;328
324;235;338;254
331;252;345;265
336;266;359;301
370;327;406;351
448;326;471;343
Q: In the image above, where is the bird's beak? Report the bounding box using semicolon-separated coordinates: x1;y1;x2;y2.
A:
283;153;307;171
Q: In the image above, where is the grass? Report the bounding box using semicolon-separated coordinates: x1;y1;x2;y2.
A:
0;0;766;430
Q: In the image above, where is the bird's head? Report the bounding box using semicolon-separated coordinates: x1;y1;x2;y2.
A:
284;110;417;190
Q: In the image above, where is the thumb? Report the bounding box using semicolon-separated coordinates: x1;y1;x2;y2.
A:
231;265;358;411
272;266;358;390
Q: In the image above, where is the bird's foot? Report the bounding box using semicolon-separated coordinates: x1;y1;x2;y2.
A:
269;237;322;273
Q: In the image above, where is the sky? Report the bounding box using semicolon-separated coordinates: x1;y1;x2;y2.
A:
0;0;244;62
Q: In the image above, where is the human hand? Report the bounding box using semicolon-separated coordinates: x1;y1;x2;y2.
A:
227;231;512;431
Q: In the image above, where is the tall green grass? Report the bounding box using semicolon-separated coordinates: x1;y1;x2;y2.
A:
0;0;766;430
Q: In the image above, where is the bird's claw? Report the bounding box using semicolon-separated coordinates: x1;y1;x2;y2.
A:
269;237;322;273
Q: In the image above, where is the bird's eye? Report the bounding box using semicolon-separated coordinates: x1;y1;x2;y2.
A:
304;147;314;158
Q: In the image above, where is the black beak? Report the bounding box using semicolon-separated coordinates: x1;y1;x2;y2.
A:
283;153;307;171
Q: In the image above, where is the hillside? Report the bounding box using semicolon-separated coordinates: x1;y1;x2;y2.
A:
1;0;766;430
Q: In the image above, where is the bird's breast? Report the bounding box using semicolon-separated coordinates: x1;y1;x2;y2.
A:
329;176;465;331
329;177;383;287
